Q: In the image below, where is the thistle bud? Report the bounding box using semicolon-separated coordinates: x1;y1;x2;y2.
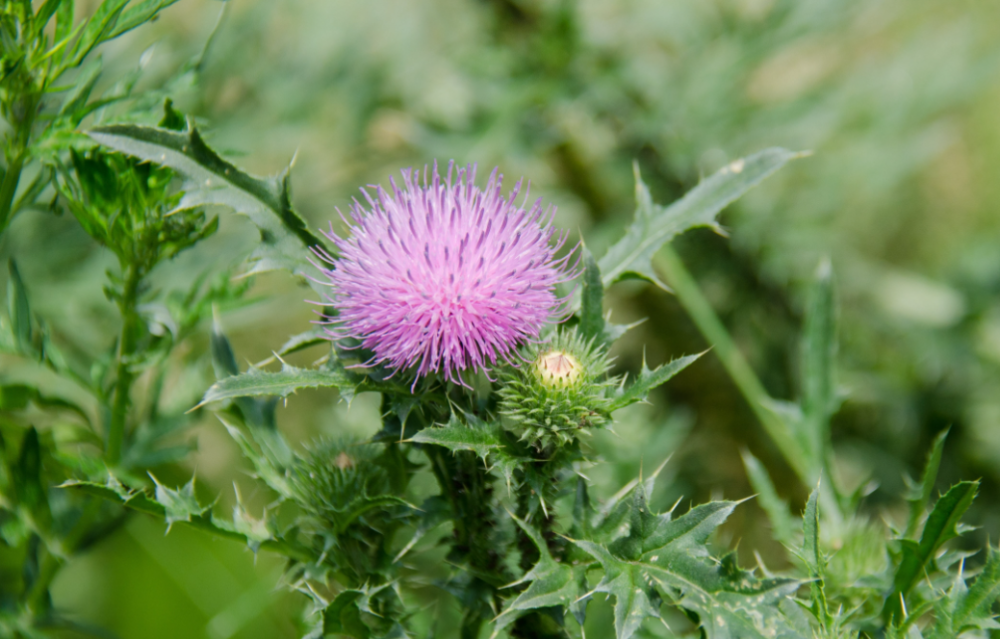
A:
498;329;616;451
536;350;583;387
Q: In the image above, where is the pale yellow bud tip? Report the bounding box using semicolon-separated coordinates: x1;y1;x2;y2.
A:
535;350;582;387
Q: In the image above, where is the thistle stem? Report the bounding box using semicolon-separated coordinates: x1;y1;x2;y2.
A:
107;263;142;465
0;93;38;236
654;246;843;522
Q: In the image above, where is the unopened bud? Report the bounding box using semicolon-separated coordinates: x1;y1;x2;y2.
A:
535;350;582;387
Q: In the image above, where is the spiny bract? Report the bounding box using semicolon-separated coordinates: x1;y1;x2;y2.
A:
498;329;617;451
313;162;577;387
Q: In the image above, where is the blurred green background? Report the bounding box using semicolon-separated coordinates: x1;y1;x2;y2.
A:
4;0;1000;636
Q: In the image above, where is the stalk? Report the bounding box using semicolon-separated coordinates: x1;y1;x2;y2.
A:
0;93;39;235
106;263;142;465
654;246;843;523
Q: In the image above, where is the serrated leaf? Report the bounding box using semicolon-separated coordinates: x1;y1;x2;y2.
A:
599;150;800;288
199;362;360;407
60;478;313;562
741;451;794;546
88;124;327;290
608;352;702;412
930;546;1000;638
885;480;979;623
409;413;504;461
905;428;949;539
491;514;583;638
150;475;210;527
410;414;529;491
572;484;801;639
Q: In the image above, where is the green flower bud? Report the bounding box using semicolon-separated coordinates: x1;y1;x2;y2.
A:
289;440;391;532
498;329;617;452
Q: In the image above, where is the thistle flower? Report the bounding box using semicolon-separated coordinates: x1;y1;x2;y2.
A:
498;329;617;451
313;163;576;386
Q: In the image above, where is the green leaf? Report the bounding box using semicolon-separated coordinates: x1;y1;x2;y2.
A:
930;546;1000;638
199;361;360;407
88;124;327;290
599;151;800;288
410;413;504;460
58;56;103;123
885;480;979;623
317;583;395;639
799;259;836;466
7;259;34;356
272;327;329;359
608;352;702;412
0;384;92;427
410;414;529;491
68;0;129;68
802;484;822;575
740;451;794;546
33;0;63;36
208;317;280;430
150;475;210;528
393;495;450;562
15;428;51;532
55;0;75;45
579;248;606;343
322;590;370;639
60;477;314;562
108;0;181;39
571;484;801;639
491;513;586;638
905;428;949;539
800;483;833;630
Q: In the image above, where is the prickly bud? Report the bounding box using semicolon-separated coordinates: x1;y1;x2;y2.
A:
498;329;617;452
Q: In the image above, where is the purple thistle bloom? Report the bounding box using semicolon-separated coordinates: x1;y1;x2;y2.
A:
312;162;577;387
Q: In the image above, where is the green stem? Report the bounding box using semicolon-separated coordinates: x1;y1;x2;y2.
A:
654;247;806;477
654;247;843;522
0;92;39;236
107;263;142;465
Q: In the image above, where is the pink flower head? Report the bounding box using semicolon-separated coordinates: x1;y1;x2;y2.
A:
313;162;577;387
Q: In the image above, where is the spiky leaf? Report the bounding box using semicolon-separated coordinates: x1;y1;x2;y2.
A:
885;480;979;622
88;124;327;289
929;546;1000;638
608;353;702;412
905;428;950;539
599;150;800;288
410;414;528;488
199;361;360;407
491;514;585;637
572;484;801;639
60;478;312;562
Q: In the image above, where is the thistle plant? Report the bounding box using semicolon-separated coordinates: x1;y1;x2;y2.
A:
3;3;1000;638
